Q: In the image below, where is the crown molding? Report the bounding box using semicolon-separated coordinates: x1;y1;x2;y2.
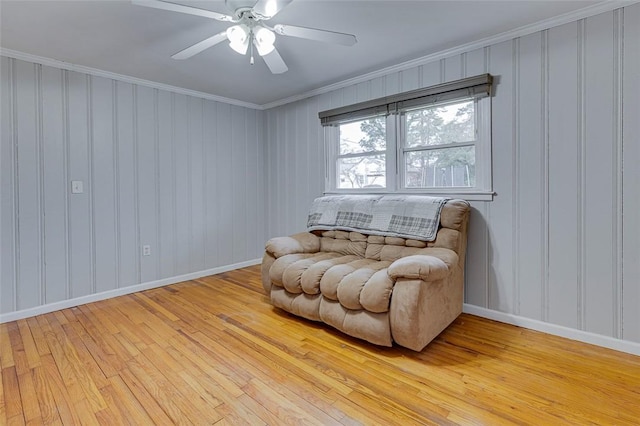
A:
261;0;638;109
0;48;263;110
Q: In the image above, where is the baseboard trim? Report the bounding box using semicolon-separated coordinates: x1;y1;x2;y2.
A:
0;258;262;324
463;304;640;356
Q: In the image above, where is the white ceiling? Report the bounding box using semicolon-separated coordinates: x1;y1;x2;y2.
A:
1;0;604;106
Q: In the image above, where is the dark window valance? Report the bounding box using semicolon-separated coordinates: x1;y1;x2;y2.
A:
319;73;493;126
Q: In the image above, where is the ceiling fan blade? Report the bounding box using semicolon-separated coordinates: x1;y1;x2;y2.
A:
273;24;357;46
132;0;234;22
172;31;228;60
262;47;288;74
252;0;293;19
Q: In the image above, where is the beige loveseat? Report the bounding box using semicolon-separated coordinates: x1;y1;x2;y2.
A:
261;197;470;351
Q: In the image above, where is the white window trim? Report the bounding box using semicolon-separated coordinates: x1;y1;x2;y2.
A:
322;94;494;201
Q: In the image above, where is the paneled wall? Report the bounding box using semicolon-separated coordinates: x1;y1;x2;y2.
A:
265;5;640;344
1;58;267;315
2;5;639;351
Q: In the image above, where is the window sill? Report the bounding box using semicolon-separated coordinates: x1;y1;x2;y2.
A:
323;189;495;202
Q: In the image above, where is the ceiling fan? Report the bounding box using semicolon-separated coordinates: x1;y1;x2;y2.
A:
132;0;358;74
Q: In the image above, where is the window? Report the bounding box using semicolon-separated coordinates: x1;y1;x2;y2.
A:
337;116;387;189
320;74;493;200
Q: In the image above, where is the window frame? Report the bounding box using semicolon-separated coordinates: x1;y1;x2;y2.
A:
327;114;398;192
397;96;492;196
320;75;493;200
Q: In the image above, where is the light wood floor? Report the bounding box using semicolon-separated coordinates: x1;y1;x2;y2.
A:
1;265;639;425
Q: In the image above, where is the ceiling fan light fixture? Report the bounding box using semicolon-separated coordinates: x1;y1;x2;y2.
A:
254;26;275;56
227;24;249;54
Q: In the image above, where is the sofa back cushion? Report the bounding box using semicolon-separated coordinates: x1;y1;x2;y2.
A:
318;230;367;257
440;199;469;230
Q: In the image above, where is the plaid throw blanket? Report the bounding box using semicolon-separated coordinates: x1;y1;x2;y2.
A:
307;195;450;242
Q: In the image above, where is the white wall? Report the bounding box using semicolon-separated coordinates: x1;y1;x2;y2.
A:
264;5;640;345
1;58;267;316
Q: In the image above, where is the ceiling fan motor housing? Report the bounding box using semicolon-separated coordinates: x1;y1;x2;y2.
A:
226;0;260;17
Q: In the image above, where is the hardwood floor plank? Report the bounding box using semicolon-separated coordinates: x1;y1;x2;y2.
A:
329;395;383;426
233;393;290;426
70;309;128;375
241;377;335;426
38;314;93;406
116;367;175;425
51;311;68;327
2;366;24;423
177;331;256;386
94;383;131;426
39;354;84;425
342;389;446;426
166;334;247;398
188;329;348;422
128;352;215;425
7;322;29;377
141;343;223;423
1;264;639;425
121;358;188;425
0;324;16;370
25;317;50;357
221;320;353;395
45;314;107;413
104;375;156;425
132;292;181;322
71;397;99;425
212;401;267;426
30;366;62;425
16;370;42;424
16;320;40;370
6;414;25;426
65;316;119;380
176;370;224;408
60;321;109;389
302;348;456;423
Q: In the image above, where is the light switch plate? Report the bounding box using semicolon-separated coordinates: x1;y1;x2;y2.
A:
71;181;83;194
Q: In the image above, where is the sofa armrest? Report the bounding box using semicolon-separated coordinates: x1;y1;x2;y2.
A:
387;255;450;282
265;232;320;258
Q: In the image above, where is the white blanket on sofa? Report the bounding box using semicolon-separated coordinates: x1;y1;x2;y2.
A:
306;195;449;242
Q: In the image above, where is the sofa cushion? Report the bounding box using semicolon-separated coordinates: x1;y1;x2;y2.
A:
336;261;392;310
281;253;343;294
319;298;392;347
265;232;320;258
427;228;461;252
387;255;449;281
440;199;469;230
319;237;367;256
319;259;375;301
269;253;317;287
271;252;396;314
300;255;361;294
270;287;322;321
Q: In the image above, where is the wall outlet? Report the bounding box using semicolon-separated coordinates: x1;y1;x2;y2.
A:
71;180;83;194
142;245;151;256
